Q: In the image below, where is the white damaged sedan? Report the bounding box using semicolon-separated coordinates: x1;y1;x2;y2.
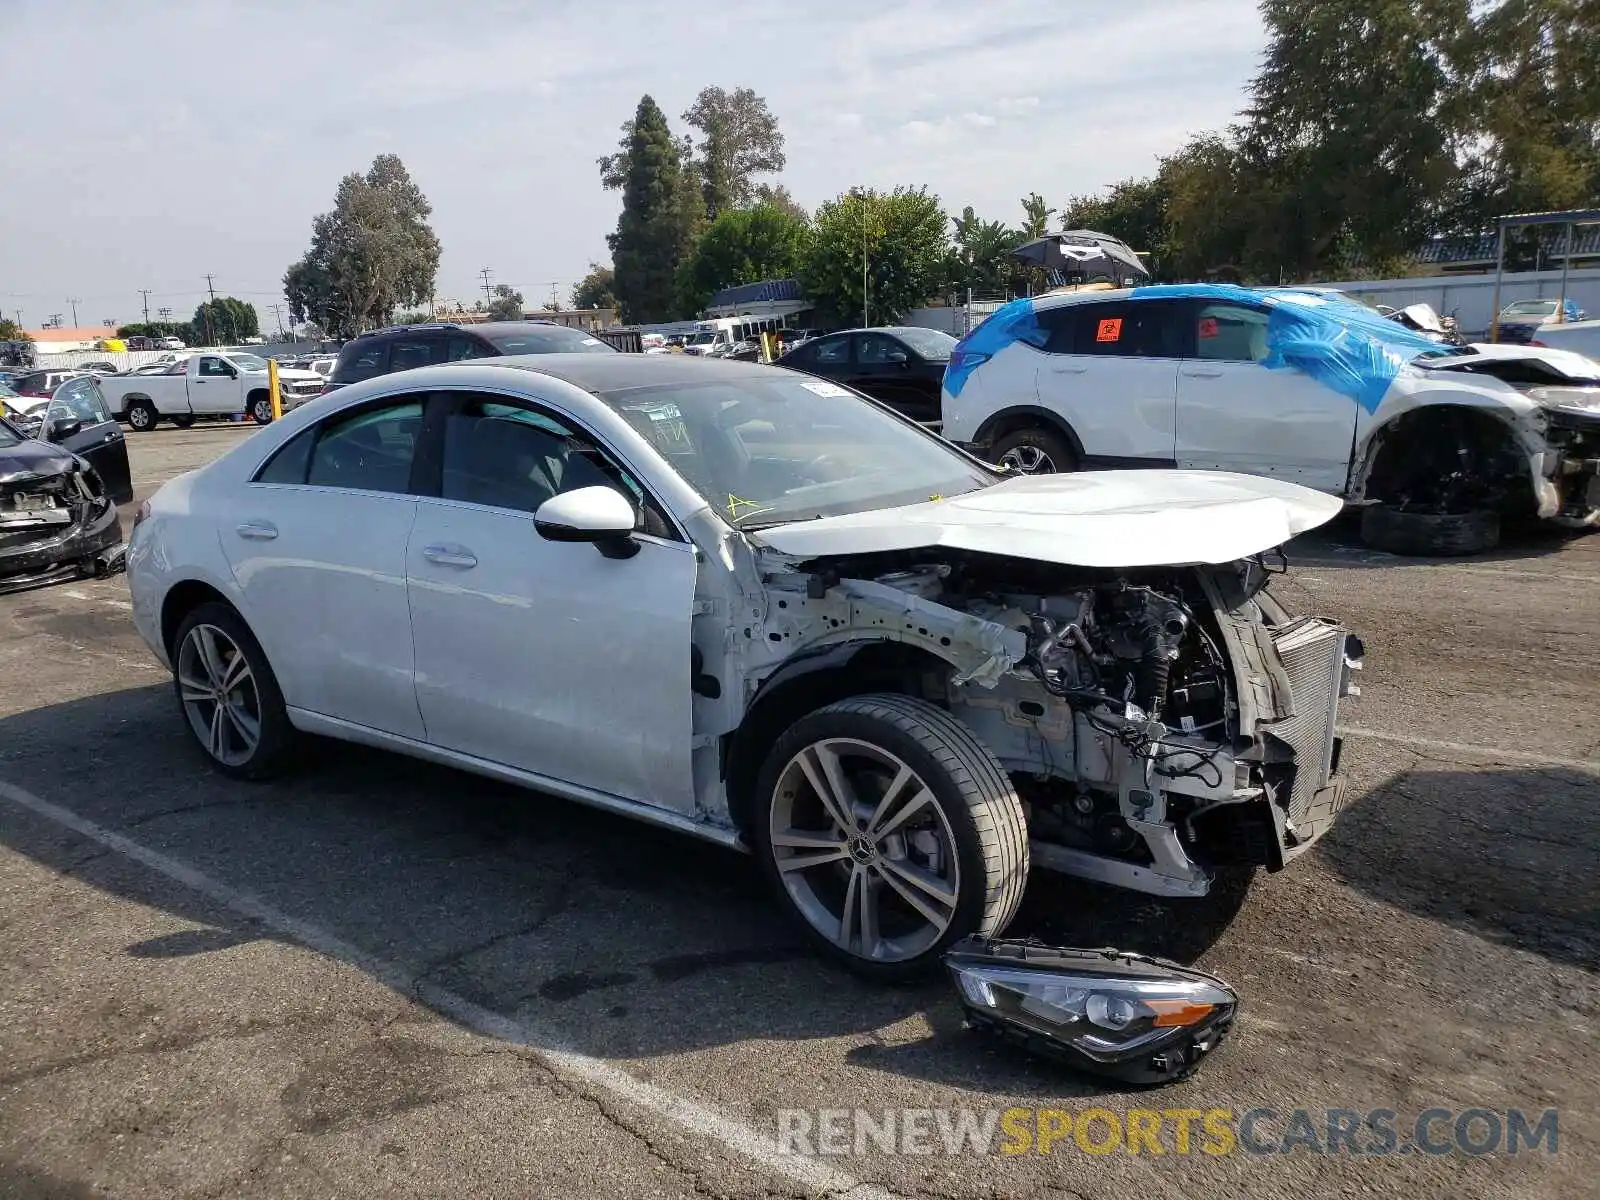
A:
127;354;1362;977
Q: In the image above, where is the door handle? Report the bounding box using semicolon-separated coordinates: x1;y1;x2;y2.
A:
103;431;118;442
1050;365;1088;374
235;520;278;540
1182;367;1225;378
422;544;478;569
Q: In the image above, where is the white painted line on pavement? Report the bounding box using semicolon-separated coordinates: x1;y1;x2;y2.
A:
0;779;887;1200
1338;724;1600;772
59;588;132;611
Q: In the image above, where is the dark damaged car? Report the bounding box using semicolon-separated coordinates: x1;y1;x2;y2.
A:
0;399;130;594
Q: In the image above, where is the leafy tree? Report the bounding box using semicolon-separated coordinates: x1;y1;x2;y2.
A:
283;154;441;337
192;297;260;344
0;319;32;343
753;183;809;225
681;87;787;219
487;284;525;321
946;206;1020;298
802;187;947;329
571;263;617;310
678;203;811;315
608;96;697;323
1019;193;1055;239
1061;175;1173;271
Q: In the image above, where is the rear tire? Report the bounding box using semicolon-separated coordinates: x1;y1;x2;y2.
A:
170;602;297;780
170;414;196;429
991;426;1078;475
752;694;1028;981
1359;504;1500;556
124;400;159;432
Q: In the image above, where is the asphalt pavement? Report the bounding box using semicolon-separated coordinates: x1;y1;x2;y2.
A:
0;424;1594;1198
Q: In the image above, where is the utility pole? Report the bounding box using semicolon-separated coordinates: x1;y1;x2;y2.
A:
68;297;81;327
138;289;152;327
479;268;494;308
158;306;172;330
860;190;869;328
203;273;218;345
548;281;561;311
268;303;286;339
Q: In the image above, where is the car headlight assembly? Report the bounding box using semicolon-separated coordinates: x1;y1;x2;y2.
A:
944;938;1237;1085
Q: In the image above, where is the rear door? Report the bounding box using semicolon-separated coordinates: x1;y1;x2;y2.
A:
385;333;445;376
1174;298;1356;491
47;378;133;503
1032;299;1184;463
850;332;938;422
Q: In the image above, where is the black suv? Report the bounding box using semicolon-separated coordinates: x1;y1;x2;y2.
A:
324;321;615;394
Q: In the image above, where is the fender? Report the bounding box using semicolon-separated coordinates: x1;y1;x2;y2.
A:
971;405;1086;459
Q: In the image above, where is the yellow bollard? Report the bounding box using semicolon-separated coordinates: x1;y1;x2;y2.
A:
267;359;282;422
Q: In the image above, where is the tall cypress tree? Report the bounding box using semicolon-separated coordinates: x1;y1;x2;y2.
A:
609;96;689;324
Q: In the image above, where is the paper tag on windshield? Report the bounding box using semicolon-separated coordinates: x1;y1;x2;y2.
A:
582;338;601;345
800;380;849;397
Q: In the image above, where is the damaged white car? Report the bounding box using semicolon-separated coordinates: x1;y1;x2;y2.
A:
127;356;1362;976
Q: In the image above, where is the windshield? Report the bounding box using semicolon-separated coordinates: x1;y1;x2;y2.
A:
1503;300;1557;317
0;415;20;448
484;327;616;355
595;371;995;528
687;331;718;346
225;353;269;371
892;327;958;360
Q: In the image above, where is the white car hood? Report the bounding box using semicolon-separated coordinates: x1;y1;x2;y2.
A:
753;470;1344;568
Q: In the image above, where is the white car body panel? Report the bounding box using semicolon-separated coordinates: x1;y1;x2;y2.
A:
1530;318;1600;361
405;496;699;813
1038;350;1177;459
753;470;1343;567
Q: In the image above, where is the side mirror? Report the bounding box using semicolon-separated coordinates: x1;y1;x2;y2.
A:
48;416;84;441
887;349;909;366
534;486;640;559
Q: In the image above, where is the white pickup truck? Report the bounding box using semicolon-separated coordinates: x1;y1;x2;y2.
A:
100;352;326;431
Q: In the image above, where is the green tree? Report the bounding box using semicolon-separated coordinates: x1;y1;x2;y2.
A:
681;86;787;219
608;96;697;323
0;319;32;343
192;297;260;344
802;187;947;328
752;183;809;225
677;203;810;315
487;284;525;321
283;154;441;337
946;206;1020;297
1019;192;1055;239
571;263;617;310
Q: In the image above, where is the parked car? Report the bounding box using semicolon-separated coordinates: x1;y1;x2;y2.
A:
76;361;121;375
9;369;88;398
1528;316;1600;360
941;285;1600;554
0;381;132;592
124;336;155;352
158;336;187;351
126;353;1361;977
323;321;616;395
779;327;957;425
100;351;326;430
1495;298;1587;344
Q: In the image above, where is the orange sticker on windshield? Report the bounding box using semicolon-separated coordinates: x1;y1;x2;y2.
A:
1198;317;1219;338
1095;318;1123;343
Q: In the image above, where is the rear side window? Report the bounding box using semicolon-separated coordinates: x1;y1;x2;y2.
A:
481;326;616;355
305;400;425;493
446;336;495;362
388;338;438;372
333;341;389;383
254;427;316;484
1192;302;1271;363
812;337;850;364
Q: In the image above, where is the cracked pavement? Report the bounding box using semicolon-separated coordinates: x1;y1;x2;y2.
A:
0;426;1595;1198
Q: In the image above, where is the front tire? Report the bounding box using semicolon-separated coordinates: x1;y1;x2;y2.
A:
991;426;1078;474
124;400;159;432
1359;504;1499;556
752;694;1028;980
250;395;274;424
171;602;297;780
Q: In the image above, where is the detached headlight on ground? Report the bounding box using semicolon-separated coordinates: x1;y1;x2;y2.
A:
944;938;1237;1085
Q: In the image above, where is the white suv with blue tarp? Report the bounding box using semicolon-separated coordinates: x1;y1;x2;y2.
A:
939;284;1600;555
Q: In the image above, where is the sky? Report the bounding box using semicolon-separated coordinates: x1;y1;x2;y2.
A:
1;0;1267;333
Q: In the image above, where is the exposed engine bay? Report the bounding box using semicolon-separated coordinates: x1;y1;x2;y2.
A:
0;466;123;594
743;548;1361;900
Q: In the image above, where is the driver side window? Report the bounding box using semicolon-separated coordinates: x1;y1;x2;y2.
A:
198;356;232;378
1192;303;1272;363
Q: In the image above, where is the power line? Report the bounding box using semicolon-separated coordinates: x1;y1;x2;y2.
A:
479;267;494;307
138;289;152;326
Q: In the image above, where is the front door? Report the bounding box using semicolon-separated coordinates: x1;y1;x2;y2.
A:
48;378;133;503
220;396;428;738
404;391;698;812
851;332;938;422
191;355;240;415
1173;299;1357;492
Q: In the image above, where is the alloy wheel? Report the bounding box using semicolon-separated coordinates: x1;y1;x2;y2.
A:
999;444;1055;474
769;738;960;963
177;623;262;767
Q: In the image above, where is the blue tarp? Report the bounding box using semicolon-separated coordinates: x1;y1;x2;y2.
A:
944;283;1448;413
1131;283;1445;413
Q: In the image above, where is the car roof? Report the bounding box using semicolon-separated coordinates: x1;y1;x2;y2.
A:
351;320;573;341
482;351;783;393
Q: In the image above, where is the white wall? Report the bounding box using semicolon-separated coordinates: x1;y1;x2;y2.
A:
1314;267;1600;336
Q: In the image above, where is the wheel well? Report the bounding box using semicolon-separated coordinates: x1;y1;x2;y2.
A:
246;387;269;403
973;406;1084;458
1359;405;1533;515
122;394;153;408
160;580;233;658
723;641;952;836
